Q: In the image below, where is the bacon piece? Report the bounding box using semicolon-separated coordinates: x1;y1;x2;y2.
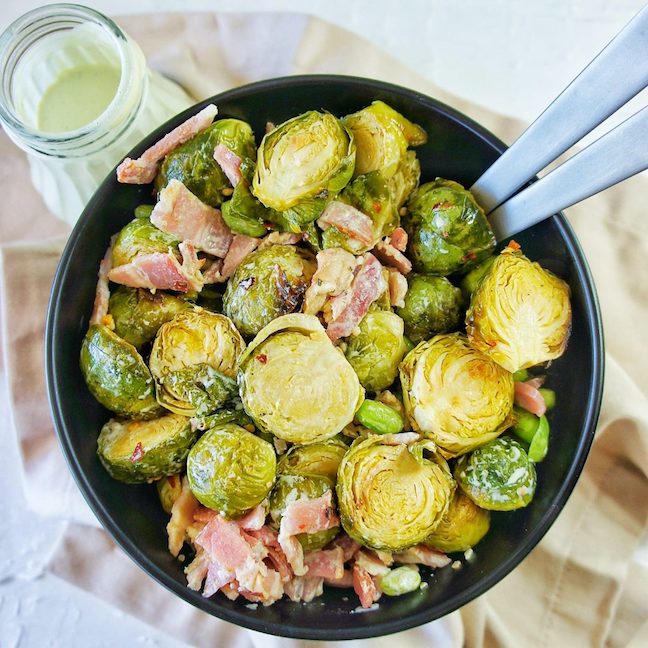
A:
203;563;236;598
324;569;354;589
354;550;391;577
390;227;408;252
185;549;210;591
258;231;303;250
90;237;115;325
151;179;233;257
303;248;356;315
304;546;344;580
117;104;218;184
393;544;451;569
284;576;324;603
167;477;199;557
278;529;307;577
353;563;380;609
317;201;374;246
213;143;243;187
237;503;267;532
202;234;261;284
514;380;547;417
280;491;340;537
220;581;240;601
326;253;386;341
387;268;408;308
332;534;361;562
372;239;412;274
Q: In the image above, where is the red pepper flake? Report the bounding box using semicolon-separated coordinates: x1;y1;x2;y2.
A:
507;240;521;251
129;442;144;463
372;201;382;213
256;354;268;364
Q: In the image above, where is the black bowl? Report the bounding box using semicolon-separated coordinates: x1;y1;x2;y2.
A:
45;75;604;640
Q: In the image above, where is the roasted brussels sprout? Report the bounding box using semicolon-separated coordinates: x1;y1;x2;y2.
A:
109;286;191;349
345;310;408;392
337;433;454;552
455;436;536;511
111;217;179;267
466;245;572;373
423;490;490;553
223;244;316;337
155;118;256;207
97;413;195;484
221;181;271;238
156;474;184;514
354;399;404;435
343;101;426;180
388;150;421;209
459;255;496;302
187;423;276;517
80;324;163;419
238;314;364;444
149;308;245;417
404;179;496;275
399;333;514;457
252;111;355;212
269;474;339;550
277;438;348;482
396;274;463;345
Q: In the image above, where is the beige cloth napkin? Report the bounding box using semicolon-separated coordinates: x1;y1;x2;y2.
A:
1;11;648;648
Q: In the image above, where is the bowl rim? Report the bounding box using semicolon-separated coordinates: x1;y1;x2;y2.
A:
45;73;605;640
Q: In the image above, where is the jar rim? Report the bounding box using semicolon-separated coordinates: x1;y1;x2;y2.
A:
0;3;143;148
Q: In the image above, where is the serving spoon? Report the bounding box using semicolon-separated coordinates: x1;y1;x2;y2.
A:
470;4;648;241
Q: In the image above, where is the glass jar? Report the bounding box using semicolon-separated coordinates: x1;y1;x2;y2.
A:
0;4;194;225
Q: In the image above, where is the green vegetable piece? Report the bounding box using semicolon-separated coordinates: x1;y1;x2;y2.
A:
396;274;463;345
424;490;490;553
80;324;163;419
528;415;550;462
221;181;271;238
455;436;537;511
399;333;514;458
156;474;184;514
379;566;422;596
97;413;195;484
345;310;408;392
388;150;421;208
404;178;496;276
337;433;455;552
459;255;496;302
134;204;154;219
187;423;276;517
109;286;191;349
512;406;540;444
111;217;179;267
192;405;254;431
223;244;315;338
253;110;355;212
155;118;257;207
539;388;556;410
355;399;404;435
512;369;530;382
149;308;245;417
277;438;348;482
466;245;572;373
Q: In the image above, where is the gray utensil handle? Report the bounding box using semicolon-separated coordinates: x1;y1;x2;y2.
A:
471;4;648;213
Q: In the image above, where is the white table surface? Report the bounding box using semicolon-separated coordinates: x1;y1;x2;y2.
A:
1;1;646;646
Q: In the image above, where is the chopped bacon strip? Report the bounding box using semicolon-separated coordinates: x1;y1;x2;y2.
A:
373;238;412;274
352;563;380;609
203;562;236;598
151;179;233;257
117;104;218;184
213;143;243;187
220;581;240;601
514;380;547;417
202;234;261;284
390;227;408;252
237;503;268;532
258;231;303;250
278;528;307;577
303;248;356;315
355;550;391;577
304;546;345;580
317;201;374;246
284;576;324;603
387;268;408;308
280;491;340;537
108;242;204;293
185;549;210;591
326;253;386;341
167;477;199;557
90;237;115;325
332;534;361;562
324;569;354;589
393;544;451;569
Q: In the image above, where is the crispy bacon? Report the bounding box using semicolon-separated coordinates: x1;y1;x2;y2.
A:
213;143;243;187
332;534;361;562
387;268;408;308
352;563;380;609
280;491;340;537
303;248;356;315
284;576;324;603
167;477;199;557
151;179;233;257
317;201;374;246
185;549;210;591
324;569;354;589
304;546;345;580
393;544;450;569
237;503;267;532
372;238;412;274
514;380;547;417
354;550;391;576
117;104;218;184
90;237;115;325
202;234;261;284
390;227;408;252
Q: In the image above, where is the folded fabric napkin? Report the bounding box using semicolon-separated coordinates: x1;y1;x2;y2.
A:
1;11;647;648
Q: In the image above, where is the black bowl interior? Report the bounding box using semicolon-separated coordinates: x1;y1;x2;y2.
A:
46;75;603;640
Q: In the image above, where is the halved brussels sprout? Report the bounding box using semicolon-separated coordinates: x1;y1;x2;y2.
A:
238;314;364;444
80;324;163;419
149;308;245;417
187;423;276;517
223;244;316;337
111;217;179;267
156;474;184;514
277;438;348;482
252;111;355;212
97;413;195;484
455;436;537;511
221;181;272;238
466;245;572;372
399;333;514;457
388;150;421;209
404;179;496;275
336;433;454;552
345;310;408;392
423;490;490;553
269;474;339;550
155;118;257;207
109;286;191;349
396;274;463;345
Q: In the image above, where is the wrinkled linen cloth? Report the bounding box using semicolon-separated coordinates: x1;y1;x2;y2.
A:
1;12;647;648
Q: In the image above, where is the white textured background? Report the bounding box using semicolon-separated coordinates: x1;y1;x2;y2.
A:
1;1;646;646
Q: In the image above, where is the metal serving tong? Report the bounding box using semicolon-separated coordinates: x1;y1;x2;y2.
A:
470;4;648;241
